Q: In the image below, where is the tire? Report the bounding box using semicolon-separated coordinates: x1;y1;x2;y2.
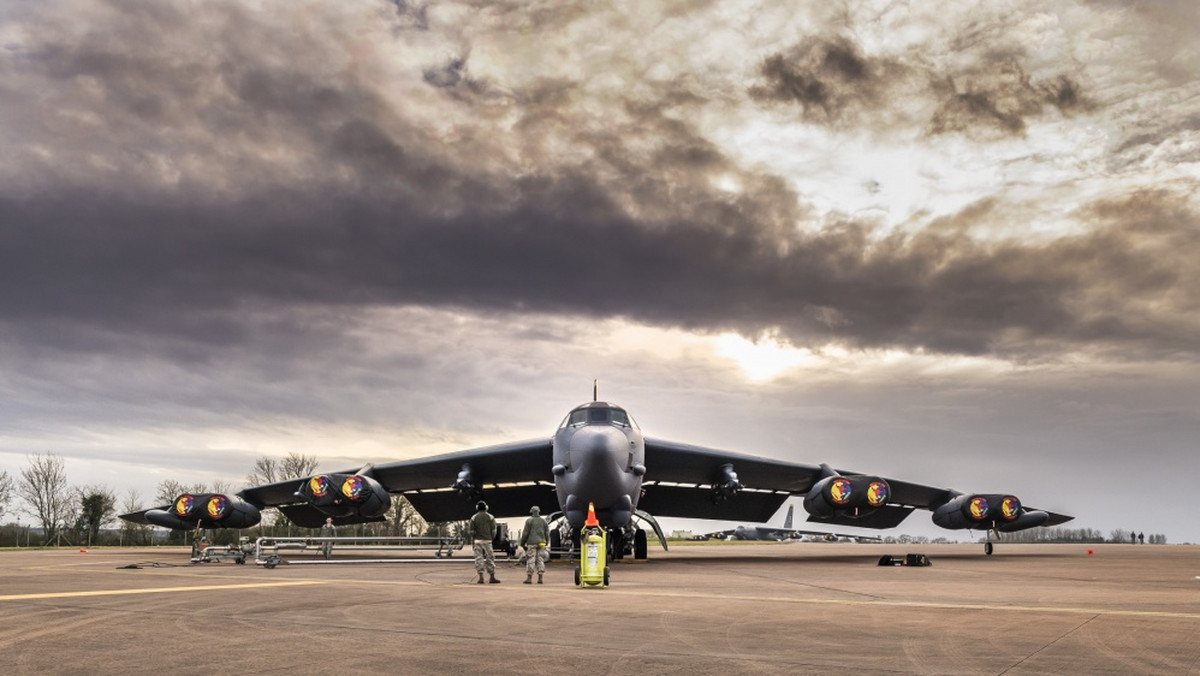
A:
603;567;609;587
984;541;994;556
634;529;648;560
574;567;581;586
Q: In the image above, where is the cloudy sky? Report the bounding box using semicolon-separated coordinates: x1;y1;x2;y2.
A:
2;1;1197;542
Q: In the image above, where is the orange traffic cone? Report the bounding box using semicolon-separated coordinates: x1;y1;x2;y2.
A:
79;548;87;553
585;502;599;528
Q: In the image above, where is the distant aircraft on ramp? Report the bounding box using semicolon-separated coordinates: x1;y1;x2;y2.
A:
704;505;883;542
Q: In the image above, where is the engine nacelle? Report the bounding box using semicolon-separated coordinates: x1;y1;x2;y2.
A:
145;493;261;530
295;473;391;518
803;475;890;519
711;463;743;503
932;494;1023;530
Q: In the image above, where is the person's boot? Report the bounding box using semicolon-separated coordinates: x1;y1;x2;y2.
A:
489;574;500;584
524;574;532;584
537;574;543;584
476;574;484;584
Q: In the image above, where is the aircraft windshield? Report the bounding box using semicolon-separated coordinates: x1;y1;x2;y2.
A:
559;406;637;429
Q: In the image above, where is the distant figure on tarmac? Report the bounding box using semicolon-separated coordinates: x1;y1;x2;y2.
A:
1130;531;1137;544
1138;532;1144;544
319;517;336;559
520;505;550;584
469;501;500;584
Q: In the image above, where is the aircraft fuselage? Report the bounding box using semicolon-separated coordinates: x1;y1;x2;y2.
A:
551;401;646;529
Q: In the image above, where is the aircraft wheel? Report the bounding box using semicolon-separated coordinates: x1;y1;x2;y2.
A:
603;567;609;587
984;542;994;556
550;529;562;560
574;567;581;586
634;529;648;560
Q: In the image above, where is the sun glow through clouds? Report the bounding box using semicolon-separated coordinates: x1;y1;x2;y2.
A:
714;332;817;381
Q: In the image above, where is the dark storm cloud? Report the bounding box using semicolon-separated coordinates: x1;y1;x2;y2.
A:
2;179;1196;362
750;35;1089;136
749;37;907;125
0;0;1196;366
927;62;1090;137
389;0;430;32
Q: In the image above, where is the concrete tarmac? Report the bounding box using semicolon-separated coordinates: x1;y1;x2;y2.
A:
2;542;1198;675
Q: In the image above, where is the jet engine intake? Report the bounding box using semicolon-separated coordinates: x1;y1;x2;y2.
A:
932;494;1023;530
803;476;891;518
452;463;482;501
295;474;392;519
145;493;261;530
710;464;743;503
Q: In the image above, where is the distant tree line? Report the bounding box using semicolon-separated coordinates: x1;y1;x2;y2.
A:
995;527;1167;544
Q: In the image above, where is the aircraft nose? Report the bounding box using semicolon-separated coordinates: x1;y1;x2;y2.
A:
569;425;629;472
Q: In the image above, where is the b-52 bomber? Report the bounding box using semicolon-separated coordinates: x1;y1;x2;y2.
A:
121;397;1072;557
704;505;883;543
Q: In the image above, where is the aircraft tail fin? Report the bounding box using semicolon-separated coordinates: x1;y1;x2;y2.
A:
783;504;794;529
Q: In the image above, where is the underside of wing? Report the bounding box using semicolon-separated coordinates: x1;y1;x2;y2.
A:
403;482;559;522
638;484;790;522
805;505;915;529
237;439;555;524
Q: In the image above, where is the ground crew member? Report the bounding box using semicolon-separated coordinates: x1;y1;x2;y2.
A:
520;505;550;584
319;517;335;559
469;501;500;584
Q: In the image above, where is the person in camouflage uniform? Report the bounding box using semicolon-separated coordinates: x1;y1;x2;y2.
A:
519;505;550;584
469;501;500;584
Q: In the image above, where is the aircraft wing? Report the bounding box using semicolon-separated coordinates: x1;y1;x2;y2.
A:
1035;510;1075;527
237;439;556;523
752;528;793;540
639;437;962;526
119;507;166;525
777;528;883;542
638;438;822;522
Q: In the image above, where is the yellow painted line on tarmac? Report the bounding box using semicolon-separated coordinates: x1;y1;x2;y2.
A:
0;580;325;602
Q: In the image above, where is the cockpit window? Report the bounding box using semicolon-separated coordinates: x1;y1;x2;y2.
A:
560;406;637;429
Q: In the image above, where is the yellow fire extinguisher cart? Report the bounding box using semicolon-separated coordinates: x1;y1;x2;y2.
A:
576;502;609;588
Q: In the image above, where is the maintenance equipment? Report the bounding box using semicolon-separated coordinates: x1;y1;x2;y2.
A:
575;502;609;587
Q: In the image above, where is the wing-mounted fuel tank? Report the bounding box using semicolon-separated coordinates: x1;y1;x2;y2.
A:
294;467;391;519
145;493;261;530
931;493;1048;531
803;465;890;520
